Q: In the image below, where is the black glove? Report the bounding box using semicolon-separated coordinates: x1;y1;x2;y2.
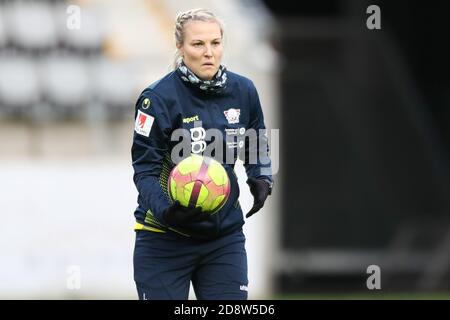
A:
246;177;271;218
163;201;210;227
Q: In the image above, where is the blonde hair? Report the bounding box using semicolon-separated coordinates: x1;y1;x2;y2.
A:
173;8;224;70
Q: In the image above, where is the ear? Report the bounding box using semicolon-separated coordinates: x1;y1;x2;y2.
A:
176;43;184;57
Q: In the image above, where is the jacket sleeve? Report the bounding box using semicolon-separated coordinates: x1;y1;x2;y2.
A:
239;81;274;184
131;89;172;223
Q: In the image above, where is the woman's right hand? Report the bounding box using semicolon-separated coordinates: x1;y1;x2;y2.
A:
163;201;211;227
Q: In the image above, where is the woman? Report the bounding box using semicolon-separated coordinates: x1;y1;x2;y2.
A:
132;8;273;300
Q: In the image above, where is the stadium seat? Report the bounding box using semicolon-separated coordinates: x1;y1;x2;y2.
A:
53;2;106;54
39;54;90;118
90;57;142;120
0;6;7;50
3;1;57;52
0;54;40;117
92;58;140;106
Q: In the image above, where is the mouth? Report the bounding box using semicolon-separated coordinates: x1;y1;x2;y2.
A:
202;62;214;67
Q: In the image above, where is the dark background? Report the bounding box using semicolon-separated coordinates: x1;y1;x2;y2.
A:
262;0;450;294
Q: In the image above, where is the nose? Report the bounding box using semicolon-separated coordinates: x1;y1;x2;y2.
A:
204;44;213;57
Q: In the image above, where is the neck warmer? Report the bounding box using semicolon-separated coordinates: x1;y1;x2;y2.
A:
176;60;227;94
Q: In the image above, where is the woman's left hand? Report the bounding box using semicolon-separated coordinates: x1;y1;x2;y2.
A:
245;178;271;218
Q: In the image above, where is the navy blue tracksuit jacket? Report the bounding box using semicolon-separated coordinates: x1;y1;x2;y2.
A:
131;69;273;240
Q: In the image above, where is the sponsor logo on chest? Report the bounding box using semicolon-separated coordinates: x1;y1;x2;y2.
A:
183;115;200;124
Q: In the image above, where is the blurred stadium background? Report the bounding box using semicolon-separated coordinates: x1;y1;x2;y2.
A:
0;0;449;299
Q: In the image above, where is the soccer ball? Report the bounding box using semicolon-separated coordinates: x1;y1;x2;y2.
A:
168;154;231;214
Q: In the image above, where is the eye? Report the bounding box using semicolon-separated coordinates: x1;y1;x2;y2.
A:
193;43;203;47
213;41;221;46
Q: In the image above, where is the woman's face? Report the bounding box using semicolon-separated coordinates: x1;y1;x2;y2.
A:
178;20;223;81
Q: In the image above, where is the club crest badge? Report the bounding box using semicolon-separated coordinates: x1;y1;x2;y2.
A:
224;108;240;124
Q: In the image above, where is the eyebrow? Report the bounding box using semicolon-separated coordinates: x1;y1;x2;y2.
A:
191;38;222;42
